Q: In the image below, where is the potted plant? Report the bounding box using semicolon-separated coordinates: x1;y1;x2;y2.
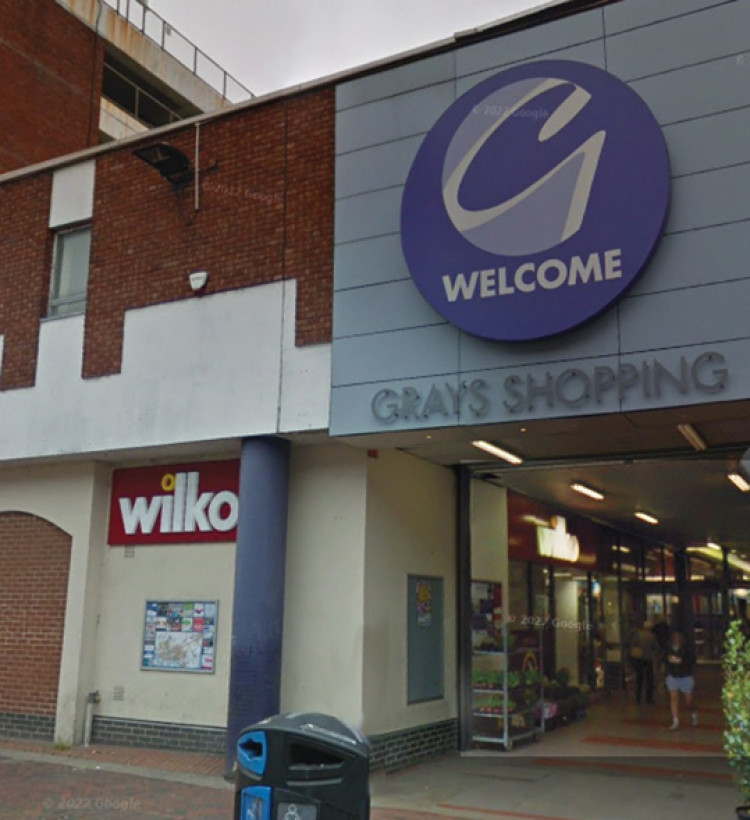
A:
722;619;750;819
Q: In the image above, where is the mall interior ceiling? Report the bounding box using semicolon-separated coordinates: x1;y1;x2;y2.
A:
344;400;750;564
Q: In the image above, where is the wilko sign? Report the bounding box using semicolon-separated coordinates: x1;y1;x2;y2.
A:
108;461;240;545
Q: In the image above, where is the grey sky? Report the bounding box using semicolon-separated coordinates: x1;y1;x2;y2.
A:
147;0;550;97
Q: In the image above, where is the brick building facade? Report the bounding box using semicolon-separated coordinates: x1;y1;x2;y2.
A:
0;0;103;173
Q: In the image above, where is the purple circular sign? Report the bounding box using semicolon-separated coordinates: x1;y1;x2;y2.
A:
401;60;670;341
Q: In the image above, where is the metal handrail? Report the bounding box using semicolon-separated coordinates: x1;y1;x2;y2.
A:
101;0;253;103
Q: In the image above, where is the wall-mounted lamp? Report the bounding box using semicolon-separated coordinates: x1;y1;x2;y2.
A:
133;142;194;186
188;270;209;294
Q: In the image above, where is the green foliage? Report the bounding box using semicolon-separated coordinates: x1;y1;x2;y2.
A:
722;620;750;804
554;667;571;689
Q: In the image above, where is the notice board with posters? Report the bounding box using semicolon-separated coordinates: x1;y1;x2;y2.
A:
142;600;217;673
407;575;444;703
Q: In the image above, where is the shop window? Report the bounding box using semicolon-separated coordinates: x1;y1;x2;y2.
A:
48;225;91;317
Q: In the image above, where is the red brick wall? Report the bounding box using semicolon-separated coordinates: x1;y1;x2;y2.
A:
0;175;53;391
0;513;72;718
0;0;103;174
83;87;335;379
0;86;334;389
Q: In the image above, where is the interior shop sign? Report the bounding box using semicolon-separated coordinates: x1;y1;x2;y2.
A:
108;461;240;545
371;351;728;423
400;60;670;341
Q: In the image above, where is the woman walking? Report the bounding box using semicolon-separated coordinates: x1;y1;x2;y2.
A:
665;630;697;730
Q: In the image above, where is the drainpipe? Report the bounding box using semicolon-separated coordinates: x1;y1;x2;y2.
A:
83;691;100;747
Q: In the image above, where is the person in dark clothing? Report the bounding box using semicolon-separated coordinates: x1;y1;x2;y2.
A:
665;630;697;730
651;617;670;687
627;620;658;704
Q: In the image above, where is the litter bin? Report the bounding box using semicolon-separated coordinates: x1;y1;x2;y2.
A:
234;712;370;820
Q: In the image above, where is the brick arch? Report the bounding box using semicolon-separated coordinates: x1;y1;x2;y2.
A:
0;512;71;739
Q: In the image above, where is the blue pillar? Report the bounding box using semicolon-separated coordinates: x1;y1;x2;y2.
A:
225;436;290;774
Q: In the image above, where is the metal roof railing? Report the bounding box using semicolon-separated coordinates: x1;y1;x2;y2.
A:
101;0;254;103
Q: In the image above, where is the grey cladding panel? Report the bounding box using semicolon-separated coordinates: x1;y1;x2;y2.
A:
666;165;750;234
331;325;459;387
455;9;603;79
607;3;750;81
330;376;464;435
459;313;620;372
337;53;455;110
604;0;732;35
335;187;402;245
335;136;421;200
455;41;606;96
334;234;410;291
335;81;455;155
619;279;750;353
632;56;750;125
333;280;443;338
629;223;750;297
664;107;750;177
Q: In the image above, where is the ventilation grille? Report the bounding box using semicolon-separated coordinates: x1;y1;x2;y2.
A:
113;686;125;702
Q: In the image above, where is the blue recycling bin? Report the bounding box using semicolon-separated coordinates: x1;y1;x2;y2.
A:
234;713;370;820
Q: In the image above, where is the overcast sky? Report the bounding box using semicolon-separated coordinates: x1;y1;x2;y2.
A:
146;0;550;97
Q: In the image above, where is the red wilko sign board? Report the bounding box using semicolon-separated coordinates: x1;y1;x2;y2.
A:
109;461;240;545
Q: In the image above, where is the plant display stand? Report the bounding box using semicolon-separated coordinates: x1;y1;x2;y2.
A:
471;622;545;750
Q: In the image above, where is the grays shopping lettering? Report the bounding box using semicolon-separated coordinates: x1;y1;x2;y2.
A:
371;352;728;423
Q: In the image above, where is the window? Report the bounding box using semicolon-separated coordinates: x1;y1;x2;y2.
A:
49;225;91;317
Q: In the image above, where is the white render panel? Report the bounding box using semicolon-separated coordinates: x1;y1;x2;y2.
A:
279;280;332;433
362;450;457;736
281;444;368;725
0;283;330;462
49;160;95;227
93;540;235;726
0;463;108;746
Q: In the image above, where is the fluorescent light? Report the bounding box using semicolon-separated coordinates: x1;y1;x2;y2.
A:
635;511;659;525
691;546;750;575
677;423;707;451
707;542;722;551
472;440;523;465
728;472;750;492
612;545;631;553
571;482;604;501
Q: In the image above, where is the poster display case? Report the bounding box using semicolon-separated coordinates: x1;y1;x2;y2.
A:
141;600;217;673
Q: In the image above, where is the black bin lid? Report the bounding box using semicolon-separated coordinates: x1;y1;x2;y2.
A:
245;712;369;757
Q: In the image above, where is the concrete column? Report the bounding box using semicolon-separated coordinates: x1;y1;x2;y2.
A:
225;436;290;773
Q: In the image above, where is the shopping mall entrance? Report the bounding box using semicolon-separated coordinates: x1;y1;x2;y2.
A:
459;448;750;752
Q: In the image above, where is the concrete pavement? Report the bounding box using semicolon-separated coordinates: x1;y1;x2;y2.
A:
0;677;742;820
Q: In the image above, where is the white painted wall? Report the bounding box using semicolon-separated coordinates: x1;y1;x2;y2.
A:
470;480;508;594
93;540;235;726
361;450;457;736
554;577;580;683
0;463;108;745
0;279;331;463
281;443;368;725
49;161;95;227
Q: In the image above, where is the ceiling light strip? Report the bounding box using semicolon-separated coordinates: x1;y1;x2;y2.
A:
635;511;659;525
728;472;750;492
676;423;707;452
472;440;523;465
570;482;604;501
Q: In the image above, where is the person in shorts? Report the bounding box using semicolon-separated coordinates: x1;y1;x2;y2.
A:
665;630;697;730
